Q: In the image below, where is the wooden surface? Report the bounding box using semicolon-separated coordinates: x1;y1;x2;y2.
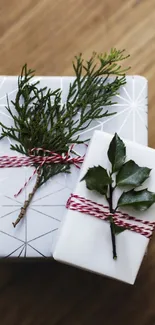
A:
0;0;155;324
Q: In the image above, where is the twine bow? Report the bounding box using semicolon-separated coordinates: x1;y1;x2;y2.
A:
0;145;85;197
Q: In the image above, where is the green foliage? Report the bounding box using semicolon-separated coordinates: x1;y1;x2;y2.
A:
113;223;126;235
82;133;154;214
81;133;155;258
81;166;112;195
116;160;151;187
0;50;129;187
107;133;126;173
117;189;155;211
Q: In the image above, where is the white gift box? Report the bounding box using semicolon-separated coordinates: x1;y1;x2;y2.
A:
53;131;155;284
0;76;148;258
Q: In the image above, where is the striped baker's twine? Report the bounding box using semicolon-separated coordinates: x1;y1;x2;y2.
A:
0;146;85;197
0;146;84;168
66;194;155;238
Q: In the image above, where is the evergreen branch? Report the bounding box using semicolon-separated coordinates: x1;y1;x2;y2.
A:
0;50;130;226
39;164;70;187
12;171;41;227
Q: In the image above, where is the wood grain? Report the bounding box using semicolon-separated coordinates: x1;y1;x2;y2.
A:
0;0;155;324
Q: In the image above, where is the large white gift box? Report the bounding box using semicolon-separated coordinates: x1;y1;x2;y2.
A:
0;76;148;258
53;131;155;284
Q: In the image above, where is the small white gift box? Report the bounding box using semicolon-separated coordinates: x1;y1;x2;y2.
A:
53;131;155;284
0;76;148;258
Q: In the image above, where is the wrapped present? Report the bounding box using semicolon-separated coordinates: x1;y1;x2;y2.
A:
53;131;155;284
0;75;148;258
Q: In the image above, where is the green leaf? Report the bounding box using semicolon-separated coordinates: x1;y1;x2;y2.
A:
109;215;126;234
108;133;126;172
116;160;151;187
81;166;112;195
117;189;155;211
113;223;126;235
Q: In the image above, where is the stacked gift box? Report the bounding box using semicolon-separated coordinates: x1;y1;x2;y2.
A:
0;74;150;284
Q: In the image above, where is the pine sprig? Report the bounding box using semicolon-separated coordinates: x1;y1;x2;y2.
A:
0;49;130;226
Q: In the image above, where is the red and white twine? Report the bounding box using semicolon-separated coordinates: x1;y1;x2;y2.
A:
66;194;155;238
2;147;154;238
0;146;85;197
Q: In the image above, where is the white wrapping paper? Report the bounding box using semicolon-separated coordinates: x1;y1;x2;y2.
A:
0;76;148;258
54;131;155;284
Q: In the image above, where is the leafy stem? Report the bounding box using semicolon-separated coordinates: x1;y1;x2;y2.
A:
81;133;155;259
108;184;117;259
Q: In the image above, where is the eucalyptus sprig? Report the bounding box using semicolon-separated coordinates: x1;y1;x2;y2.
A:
81;133;155;259
0;49;129;227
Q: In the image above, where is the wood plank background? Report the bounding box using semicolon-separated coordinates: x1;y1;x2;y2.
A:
0;0;155;324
